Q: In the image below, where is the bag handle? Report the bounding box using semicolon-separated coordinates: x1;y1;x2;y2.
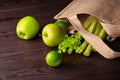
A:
68;15;120;59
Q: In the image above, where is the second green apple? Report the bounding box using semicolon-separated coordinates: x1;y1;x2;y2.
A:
42;23;66;47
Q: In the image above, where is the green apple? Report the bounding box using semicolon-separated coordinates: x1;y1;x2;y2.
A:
42;23;66;47
16;16;40;40
55;20;69;32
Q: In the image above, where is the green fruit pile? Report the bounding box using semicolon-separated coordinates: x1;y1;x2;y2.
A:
16;16;68;67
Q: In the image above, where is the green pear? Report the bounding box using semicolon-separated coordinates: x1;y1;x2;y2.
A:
16;16;40;40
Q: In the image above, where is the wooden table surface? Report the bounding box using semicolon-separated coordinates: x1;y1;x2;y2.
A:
0;0;120;80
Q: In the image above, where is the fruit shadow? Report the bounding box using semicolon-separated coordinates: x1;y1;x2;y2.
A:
62;53;83;66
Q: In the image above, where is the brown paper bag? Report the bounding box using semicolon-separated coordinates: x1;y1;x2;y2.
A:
54;0;120;59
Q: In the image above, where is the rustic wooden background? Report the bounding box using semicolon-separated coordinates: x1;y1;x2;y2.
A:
0;0;120;80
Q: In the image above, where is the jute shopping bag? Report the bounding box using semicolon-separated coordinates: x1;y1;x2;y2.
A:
54;0;120;59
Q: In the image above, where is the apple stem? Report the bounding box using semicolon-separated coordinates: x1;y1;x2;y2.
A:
39;34;47;37
38;34;42;36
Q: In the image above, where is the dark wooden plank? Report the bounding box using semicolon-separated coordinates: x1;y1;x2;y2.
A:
0;0;120;80
0;0;72;25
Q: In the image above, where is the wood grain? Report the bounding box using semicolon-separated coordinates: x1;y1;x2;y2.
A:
0;0;120;80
